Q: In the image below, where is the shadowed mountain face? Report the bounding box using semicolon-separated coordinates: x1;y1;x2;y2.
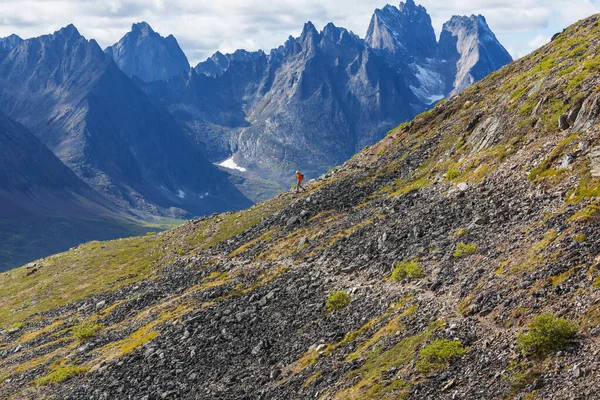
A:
0;110;96;215
105;22;190;82
0;111;160;271
134;2;511;196
0;25;251;218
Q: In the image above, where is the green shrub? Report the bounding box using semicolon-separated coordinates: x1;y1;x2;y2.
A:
517;313;578;357
7;322;25;330
71;323;103;341
453;228;470;238
445;168;461;181
326;291;350;312
391;259;423;281
416;339;467;372
453;242;478;257
34;365;89;385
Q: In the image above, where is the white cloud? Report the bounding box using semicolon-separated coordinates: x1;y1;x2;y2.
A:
529;34;550;49
0;0;598;64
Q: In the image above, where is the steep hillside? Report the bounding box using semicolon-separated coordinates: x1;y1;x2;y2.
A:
0;25;250;218
4;13;600;400
105;22;190;82
141;1;510;197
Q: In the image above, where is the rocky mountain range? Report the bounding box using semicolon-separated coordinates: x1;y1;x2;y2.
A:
2;11;600;399
0;25;250;218
129;0;512;199
0;2;508;268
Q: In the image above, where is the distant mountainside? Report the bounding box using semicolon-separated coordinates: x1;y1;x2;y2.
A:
0;25;251;217
0;111;158;271
131;1;512;198
0;110;100;216
105;22;190;82
438;15;513;94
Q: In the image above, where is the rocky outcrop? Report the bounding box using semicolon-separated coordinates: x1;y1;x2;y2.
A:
105;22;190;82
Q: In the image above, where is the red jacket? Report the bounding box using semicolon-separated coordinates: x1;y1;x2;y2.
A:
296;172;304;182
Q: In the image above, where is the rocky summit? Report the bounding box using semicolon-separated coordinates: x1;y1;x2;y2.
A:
2;12;600;400
105;22;191;82
139;1;511;198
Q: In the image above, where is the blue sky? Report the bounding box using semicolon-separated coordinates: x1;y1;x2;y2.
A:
0;0;597;64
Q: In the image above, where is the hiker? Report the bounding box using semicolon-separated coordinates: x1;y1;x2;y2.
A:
295;170;306;193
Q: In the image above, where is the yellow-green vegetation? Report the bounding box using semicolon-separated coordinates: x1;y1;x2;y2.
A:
528;135;578;182
34;364;89;385
445;168;461;181
346;305;418;361
304;371;321;387
513;229;558;273
503;360;546;392
457;295;473;315
416;339;467;373
7;322;25;330
549;268;574;286
390;259;423;281
517;313;578;357
326;291;350;312
388;177;430;197
574;233;586;242
568;202;600;221
71;323;103;341
453;228;470;237
568;171;600;202
336;334;424;399
453;242;478;257
0;195;291;327
120;329;159;356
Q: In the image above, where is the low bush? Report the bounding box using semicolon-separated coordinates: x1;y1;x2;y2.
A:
517;313;578;357
453;242;478;257
445;168;461;181
71;323;103;341
326;291;350;312
416;339;467;372
391;259;423;281
34;365;89;385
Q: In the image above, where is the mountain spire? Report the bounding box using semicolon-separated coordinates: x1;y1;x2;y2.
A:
105;23;190;82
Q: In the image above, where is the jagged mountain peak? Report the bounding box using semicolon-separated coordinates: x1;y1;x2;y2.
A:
56;23;80;36
131;21;155;34
105;22;190;82
366;0;437;59
439;12;512;94
0;34;23;55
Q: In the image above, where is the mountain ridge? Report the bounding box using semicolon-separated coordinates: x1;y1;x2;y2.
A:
133;2;511;199
0;24;251;218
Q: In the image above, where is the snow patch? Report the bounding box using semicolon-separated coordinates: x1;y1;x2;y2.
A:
217;157;247;172
409;63;445;105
